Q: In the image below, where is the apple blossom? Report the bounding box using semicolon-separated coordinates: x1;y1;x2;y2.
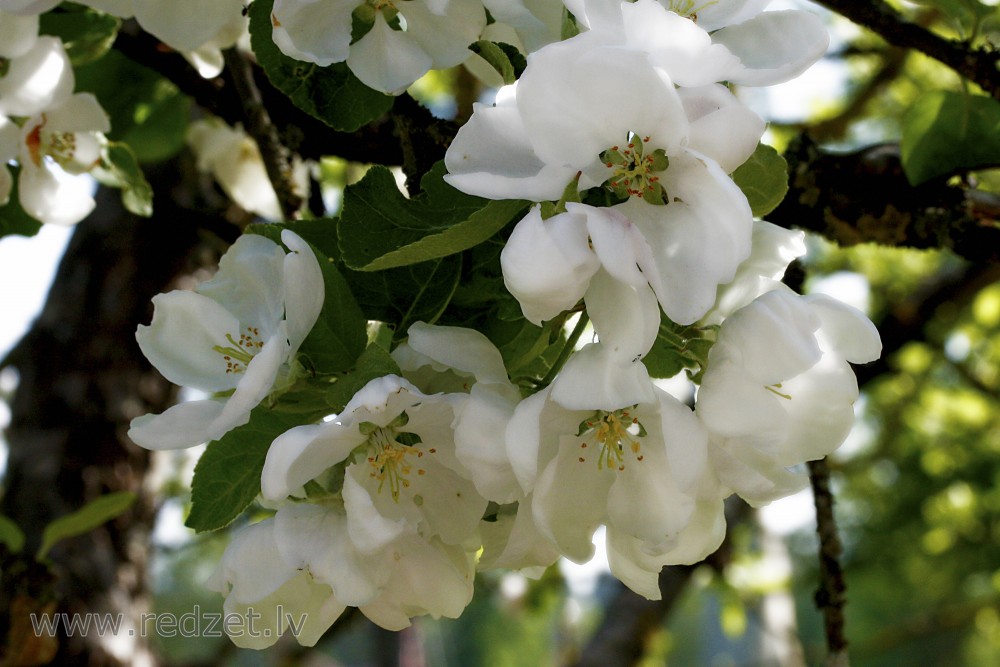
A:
696;289;882;505
129;231;324;450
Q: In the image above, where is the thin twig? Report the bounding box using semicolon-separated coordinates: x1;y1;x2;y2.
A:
808;458;849;667
538;313;590;387
817;0;1000;99
222;48;302;219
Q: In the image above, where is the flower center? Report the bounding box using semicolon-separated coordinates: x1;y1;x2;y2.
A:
576;408;647;472
212;326;264;374
667;0;717;21
361;420;431;502
600;134;670;205
765;383;792;400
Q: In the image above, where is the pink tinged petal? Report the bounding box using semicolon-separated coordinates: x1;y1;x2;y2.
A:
584;269;660;364
500;206;600;324
607;443;694;551
804;293;882;364
281;230;324;352
399;321;510;386
710;437;809;507
713;10;830;87
479;499;561;572
517;41;689;169
14;162;91;226
551;343;657;411
346;14;433;95
622;154;752;325
656;388;710;492
696;358;788;442
197;234;286;339
444;88;578;201
679;85;765;173
454;382;522;503
604;528;667;600
0;36;72;116
0;10;38;58
621;1;741;87
716;290;822;383
131;0;246;53
272;0;355;66
136;291;243;392
262;420;366;500
402;0;486;69
274;502;389;606
532;441;612;563
775;356;859;465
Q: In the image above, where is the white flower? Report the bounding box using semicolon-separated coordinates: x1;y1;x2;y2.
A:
187;118;307;220
0;9;39;59
16;93;110;226
696;289;882;505
272;0;486;95
0;35;73;117
262;374;488;546
0;116;18;205
129;231;324;450
565;0;829;87
505;345;713;597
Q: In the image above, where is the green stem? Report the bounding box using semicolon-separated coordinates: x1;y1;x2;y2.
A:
538;312;590;388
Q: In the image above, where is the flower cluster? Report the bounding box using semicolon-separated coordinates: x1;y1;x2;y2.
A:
125;0;884;650
0;9;110;225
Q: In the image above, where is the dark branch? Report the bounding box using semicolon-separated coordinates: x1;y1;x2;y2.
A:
808;458;849;667
769;136;1000;264
817;0;1000;99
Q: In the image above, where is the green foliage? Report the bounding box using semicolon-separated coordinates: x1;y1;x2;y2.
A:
323;344;401;411
643;320;717;382
37;491;136;560
0;514;25;554
731;142;789;218
338;162;528;271
0;167;42;240
468;41;527;85
249;0;394;132
39;4;120;66
75;50;190;164
92;141;154;217
901;91;1000;185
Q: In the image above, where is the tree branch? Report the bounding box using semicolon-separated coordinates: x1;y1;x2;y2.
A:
770;135;1000;264
817;0;1000;99
808;458;849;667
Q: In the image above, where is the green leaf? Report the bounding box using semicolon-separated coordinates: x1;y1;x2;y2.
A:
297;248;368;375
37;492;136;560
0;515;25;554
92;142;154;217
249;0;393;131
248;217;340;259
186;408;310;533
323;344;401;411
468;41;526;85
339;162;529;271
643;320;717;382
901;91;1000;185
0;167;43;240
74;50;189;163
40;5;120;66
344;256;462;338
731;142;789;218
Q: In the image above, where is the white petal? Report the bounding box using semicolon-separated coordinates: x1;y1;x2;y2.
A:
0;36;72;116
656;388;710;492
804;294;882;364
776;355;859;464
262;421;366;500
16;163;94;226
127;398;228;450
346;14;432;95
396;321;509;386
551;343;656;411
710;438;809;506
604;528;665;600
479;500;561;571
281;230;324;352
713;10;830;87
43;92;111;133
132;0;246;53
696;358;788;442
679;85;764;173
208;518;295;604
342;472;410;554
505;388;548;493
500;206;600;324
0;10;38;58
584;269;660;364
402;0;486;69
695;0;773;32
271;0;356;66
651;497;727;565
0;1;60;15
454;382;522;503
